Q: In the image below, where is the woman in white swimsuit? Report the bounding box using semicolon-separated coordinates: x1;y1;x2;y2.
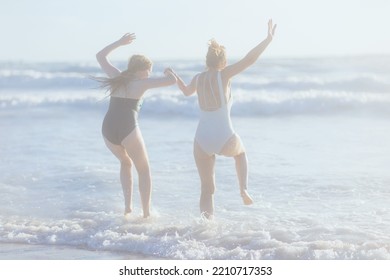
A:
169;20;276;218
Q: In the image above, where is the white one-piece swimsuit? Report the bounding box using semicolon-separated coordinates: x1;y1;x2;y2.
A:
195;71;234;156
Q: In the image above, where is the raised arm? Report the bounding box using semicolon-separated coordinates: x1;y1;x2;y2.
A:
96;33;136;78
223;19;277;79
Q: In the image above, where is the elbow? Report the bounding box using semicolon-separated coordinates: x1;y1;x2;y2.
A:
96;51;105;63
95;53;101;63
183;89;193;96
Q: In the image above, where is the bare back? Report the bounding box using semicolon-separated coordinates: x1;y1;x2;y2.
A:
196;71;231;111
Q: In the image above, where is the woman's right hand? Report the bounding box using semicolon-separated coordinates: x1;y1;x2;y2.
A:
118;33;136;45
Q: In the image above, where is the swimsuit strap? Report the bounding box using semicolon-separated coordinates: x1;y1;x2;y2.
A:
208;73;219;106
201;73;207;109
216;71;226;105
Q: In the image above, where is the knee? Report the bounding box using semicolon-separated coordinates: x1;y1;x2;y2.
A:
135;162;151;177
235;151;247;161
120;158;132;168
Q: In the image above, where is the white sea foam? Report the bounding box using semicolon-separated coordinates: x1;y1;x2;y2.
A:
1;211;389;260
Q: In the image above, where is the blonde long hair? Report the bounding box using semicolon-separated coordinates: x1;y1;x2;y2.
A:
206;39;226;70
94;54;152;95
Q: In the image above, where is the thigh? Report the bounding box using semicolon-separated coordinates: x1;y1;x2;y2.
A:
219;133;245;157
121;127;150;172
103;136;132;165
194;141;216;186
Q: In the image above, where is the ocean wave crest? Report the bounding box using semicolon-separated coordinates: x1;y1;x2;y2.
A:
1;57;390;94
1;89;389;117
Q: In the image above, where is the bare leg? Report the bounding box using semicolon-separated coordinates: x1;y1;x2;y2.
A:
194;141;216;219
122;127;152;218
120;162;133;214
220;134;253;205
234;152;253;205
103;137;133;214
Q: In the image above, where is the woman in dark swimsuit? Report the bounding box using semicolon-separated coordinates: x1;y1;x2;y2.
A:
96;33;176;218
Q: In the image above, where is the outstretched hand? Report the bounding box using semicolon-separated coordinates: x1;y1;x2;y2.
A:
267;19;277;39
164;67;173;75
164;67;177;78
118;33;136;45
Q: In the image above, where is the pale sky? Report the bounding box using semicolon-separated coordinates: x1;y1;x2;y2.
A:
1;0;389;62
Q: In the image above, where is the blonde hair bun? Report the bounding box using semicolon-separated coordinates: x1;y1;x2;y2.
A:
208;39;225;56
206;39;226;69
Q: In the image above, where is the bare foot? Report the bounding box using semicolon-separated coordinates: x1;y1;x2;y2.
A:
143;211;150;219
201;211;214;220
124;208;132;216
241;190;254;205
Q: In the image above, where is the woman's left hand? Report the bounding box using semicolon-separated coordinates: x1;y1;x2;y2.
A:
267;19;277;39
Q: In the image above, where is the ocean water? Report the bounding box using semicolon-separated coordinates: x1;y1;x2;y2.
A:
1;56;390;259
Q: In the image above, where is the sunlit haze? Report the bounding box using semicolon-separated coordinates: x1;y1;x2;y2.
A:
1;0;390;62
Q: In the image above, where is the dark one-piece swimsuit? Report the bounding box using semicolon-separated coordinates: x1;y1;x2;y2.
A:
102;97;142;145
